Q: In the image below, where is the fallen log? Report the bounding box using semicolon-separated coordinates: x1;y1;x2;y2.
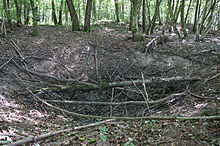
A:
30;76;201;93
45;92;186;105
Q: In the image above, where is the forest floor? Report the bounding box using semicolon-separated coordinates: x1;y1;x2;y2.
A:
0;22;220;145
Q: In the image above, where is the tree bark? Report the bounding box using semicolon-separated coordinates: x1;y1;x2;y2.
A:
52;0;58;25
193;0;200;32
142;0;146;33
30;0;38;36
149;0;162;34
3;0;12;28
24;0;30;25
84;0;93;32
130;0;143;41
180;0;188;38
14;0;22;25
58;0;64;25
66;0;80;31
114;0;120;22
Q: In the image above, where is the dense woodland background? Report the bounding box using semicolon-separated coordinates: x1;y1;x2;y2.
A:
1;0;220;39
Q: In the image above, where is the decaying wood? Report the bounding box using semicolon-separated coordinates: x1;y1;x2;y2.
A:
29;76;200;93
45;92;186;105
7;119;115;146
16;75;220;121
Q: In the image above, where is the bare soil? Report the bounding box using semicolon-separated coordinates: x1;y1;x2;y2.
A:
0;23;220;145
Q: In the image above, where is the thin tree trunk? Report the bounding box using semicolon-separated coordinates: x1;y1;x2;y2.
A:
58;0;64;25
193;0;200;32
146;0;151;24
66;0;80;31
121;0;124;21
3;0;12;28
65;2;68;24
30;0;38;36
14;0;22;25
142;0;146;33
84;0;93;32
185;0;193;23
92;0;96;21
114;0;120;22
149;0;162;34
180;0;188;38
24;0;30;25
52;0;58;25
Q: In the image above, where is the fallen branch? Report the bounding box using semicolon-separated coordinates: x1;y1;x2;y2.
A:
7;119;115;146
16;74;219;121
12;59;96;87
45;92;186;105
0;57;13;70
30;76;201;93
190;92;220;100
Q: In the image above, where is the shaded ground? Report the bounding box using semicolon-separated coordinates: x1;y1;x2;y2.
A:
0;23;220;145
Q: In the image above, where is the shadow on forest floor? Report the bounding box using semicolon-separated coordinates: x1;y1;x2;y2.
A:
0;23;220;145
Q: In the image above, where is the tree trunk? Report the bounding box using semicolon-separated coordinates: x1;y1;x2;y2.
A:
114;0;120;22
92;0;96;21
52;0;58;25
66;0;80;31
180;0;188;38
130;0;143;41
84;0;93;32
3;0;12;28
58;0;64;25
185;0;193;23
24;0;30;25
193;0;200;32
149;0;162;34
14;0;22;25
142;0;146;33
121;0;124;21
30;0;38;36
65;2;68;24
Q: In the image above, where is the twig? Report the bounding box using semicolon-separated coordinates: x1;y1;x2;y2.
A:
141;73;150;113
7;119;115;146
94;43;100;82
190;92;220;100
0;57;13;70
11;39;26;62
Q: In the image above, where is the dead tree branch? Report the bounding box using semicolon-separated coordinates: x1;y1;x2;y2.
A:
45;92;186;105
7;119;115;146
29;76;201;93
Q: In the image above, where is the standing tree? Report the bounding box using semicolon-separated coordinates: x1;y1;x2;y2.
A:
180;0;188;38
84;0;93;32
3;0;12;28
130;0;143;41
52;0;58;25
24;0;31;25
58;0;64;25
142;0;146;33
14;0;22;25
66;0;80;31
114;0;120;22
30;0;38;36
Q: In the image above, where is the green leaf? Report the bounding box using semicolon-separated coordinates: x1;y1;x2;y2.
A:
89;139;97;143
76;135;86;141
